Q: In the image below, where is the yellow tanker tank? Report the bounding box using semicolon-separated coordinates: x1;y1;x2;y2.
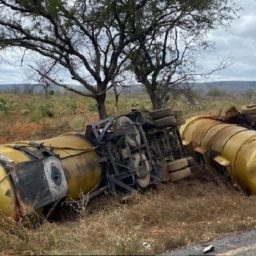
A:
0;133;102;221
180;116;256;194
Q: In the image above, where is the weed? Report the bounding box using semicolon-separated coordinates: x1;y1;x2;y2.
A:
31;102;54;122
207;88;230;98
88;102;98;112
70;116;86;131
67;100;77;114
0;98;9;114
114;236;141;255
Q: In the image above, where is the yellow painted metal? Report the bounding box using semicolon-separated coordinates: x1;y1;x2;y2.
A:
0;133;102;220
0;165;17;220
180;116;256;194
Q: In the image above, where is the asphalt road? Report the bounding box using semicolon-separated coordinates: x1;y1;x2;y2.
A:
164;229;256;256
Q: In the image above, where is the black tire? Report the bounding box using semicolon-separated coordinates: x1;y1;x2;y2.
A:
154;116;177;127
116;116;141;147
151;108;173;120
169;167;191;182
167;157;194;172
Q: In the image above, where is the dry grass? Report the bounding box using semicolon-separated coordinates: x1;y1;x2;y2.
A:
0;92;255;255
2;178;256;255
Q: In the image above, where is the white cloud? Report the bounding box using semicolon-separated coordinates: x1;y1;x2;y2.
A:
1;0;256;83
201;0;256;81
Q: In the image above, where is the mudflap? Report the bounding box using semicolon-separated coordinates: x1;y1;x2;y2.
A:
10;157;68;216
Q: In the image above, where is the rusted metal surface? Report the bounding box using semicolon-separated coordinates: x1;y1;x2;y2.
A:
180;116;256;194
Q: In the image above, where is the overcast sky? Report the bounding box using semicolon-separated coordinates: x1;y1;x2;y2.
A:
0;0;255;84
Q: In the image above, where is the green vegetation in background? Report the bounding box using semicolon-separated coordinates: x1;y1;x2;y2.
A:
0;91;251;140
207;88;230;98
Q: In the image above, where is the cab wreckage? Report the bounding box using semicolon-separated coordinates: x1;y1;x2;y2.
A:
0;108;193;221
2;102;256;222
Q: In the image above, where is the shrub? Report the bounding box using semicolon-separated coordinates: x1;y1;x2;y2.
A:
0;98;10;114
30;102;54;122
242;89;255;99
88;103;97;112
39;103;54;118
67;100;77;114
207;88;229;98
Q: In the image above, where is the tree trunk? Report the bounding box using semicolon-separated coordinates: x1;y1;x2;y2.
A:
149;90;166;110
96;93;107;119
141;80;167;110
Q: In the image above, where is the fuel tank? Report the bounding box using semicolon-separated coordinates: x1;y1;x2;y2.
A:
180;116;256;194
0;133;102;221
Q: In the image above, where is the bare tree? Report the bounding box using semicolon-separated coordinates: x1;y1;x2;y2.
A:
0;0;146;118
26;60;55;99
0;0;236;116
126;0;236;109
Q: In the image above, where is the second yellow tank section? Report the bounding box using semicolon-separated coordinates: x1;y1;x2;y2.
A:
180;116;256;194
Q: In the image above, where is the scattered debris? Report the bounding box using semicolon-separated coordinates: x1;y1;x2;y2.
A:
203;244;215;254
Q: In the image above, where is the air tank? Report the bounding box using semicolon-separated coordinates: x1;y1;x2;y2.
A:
0;133;102;221
180;116;256;194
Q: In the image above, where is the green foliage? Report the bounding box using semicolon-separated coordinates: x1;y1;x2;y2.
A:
207;88;229;98
49;90;55;96
67;100;77;114
88;103;98;112
38;103;54;118
70;116;85;131
21;102;35;116
0;98;10;114
30;102;54;122
242;89;256;100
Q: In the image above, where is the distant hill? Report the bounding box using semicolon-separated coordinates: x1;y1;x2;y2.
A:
0;83;65;93
0;81;255;94
193;81;256;93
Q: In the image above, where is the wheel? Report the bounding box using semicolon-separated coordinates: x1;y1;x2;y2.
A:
151;108;173;120
241;105;256;115
176;116;185;126
129;153;151;188
116;116;141;147
167;157;194;172
154;116;177;127
169;167;191;182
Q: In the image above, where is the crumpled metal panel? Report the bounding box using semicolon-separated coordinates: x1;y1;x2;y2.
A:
11;157;68;216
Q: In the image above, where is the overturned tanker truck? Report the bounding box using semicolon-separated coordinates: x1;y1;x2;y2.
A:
0;108;194;221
